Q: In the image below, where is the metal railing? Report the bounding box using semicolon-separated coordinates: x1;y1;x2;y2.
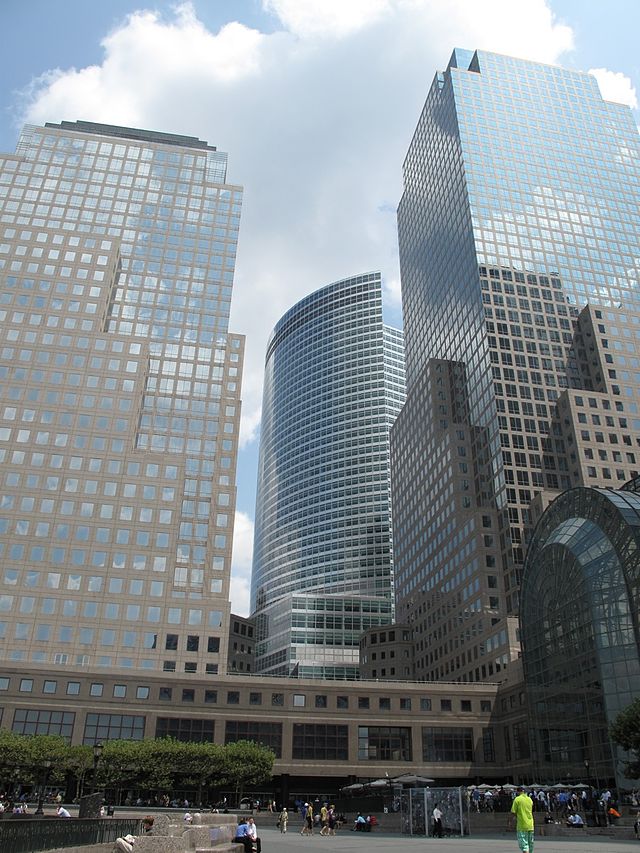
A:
0;817;142;853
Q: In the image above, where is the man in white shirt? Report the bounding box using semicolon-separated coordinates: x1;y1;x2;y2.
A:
432;803;444;838
56;806;71;818
247;817;261;853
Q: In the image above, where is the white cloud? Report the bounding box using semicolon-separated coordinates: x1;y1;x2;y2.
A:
14;0;580;612
230;511;254;616
264;0;393;39
589;67;638;109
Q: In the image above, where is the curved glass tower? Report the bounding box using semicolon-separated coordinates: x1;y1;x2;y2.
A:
522;486;640;790
251;272;405;678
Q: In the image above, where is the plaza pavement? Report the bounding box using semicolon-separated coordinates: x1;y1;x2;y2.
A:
261;825;639;852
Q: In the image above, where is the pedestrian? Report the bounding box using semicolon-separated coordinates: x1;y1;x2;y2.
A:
301;802;313;835
278;806;288;833
432;802;444;837
510;786;534;853
247;816;261;853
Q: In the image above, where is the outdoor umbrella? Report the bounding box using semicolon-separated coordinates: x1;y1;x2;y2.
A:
392;774;435;785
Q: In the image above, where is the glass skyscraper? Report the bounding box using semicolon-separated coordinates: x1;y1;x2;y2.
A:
393;49;640;681
251;273;405;678
0;121;244;677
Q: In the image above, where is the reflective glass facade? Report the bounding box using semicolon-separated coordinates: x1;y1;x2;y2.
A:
0;121;244;676
251;273;405;678
521;486;640;789
394;49;640;681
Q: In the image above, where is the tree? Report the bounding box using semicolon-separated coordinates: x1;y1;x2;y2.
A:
64;745;94;798
221;741;275;801
610;697;640;778
179;741;224;806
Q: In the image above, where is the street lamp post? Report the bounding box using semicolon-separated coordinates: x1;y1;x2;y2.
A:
584;759;590;788
34;759;52;816
92;742;104;793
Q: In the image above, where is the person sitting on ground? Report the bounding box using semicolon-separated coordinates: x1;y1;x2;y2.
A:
114;817;154;852
184;811;193;824
57;805;71;818
566;812;584;827
232;817;254;853
354;813;367;831
247;816;261;853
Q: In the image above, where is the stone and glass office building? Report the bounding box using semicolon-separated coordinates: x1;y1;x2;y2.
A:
251;274;405;679
0;121;244;678
392;48;640;683
0;665;518;799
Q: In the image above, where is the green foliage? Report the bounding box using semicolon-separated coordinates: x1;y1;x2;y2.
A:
610;697;640;779
0;729;275;797
222;740;274;791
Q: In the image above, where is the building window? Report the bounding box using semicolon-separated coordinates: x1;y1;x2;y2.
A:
136;686;149;700
420;697;431;711
379;697;391;711
400;698;412;711
13;709;75;741
337;695;349;709
204;690;217;704
482;728;496;763
90;683;103;697
440;699;452;712
315;695;328;709
293;694;305;707
113;685;127;698
460;700;472;712
66;682;80;696
182;689;195;703
186;635;199;652
358;726;412;761
0;677;9;691
156;718;214;742
43;680;57;694
480;700;492;713
19;679;33;693
271;693;284;706
165;634;178;650
207;637;220;653
83;713;144;745
159;687;173;701
227;691;240;705
293;724;348;760
358;697;370;710
422;727;474;762
225;721;282;758
512;723;530;759
249;692;262;706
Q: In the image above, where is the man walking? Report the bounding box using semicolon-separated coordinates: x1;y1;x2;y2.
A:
510;787;534;853
432;803;444;838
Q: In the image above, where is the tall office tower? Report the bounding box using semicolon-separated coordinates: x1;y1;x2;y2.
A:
0;121;244;678
251;273;405;679
392;49;640;682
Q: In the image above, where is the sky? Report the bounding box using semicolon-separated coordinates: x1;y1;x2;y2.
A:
2;0;639;615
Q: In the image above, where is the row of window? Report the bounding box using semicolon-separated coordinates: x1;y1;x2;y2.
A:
0;677;493;716
8;708;492;764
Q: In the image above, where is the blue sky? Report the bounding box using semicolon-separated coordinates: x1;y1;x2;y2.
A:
1;0;639;614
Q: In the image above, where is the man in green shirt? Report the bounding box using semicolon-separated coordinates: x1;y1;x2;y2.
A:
510;787;534;853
